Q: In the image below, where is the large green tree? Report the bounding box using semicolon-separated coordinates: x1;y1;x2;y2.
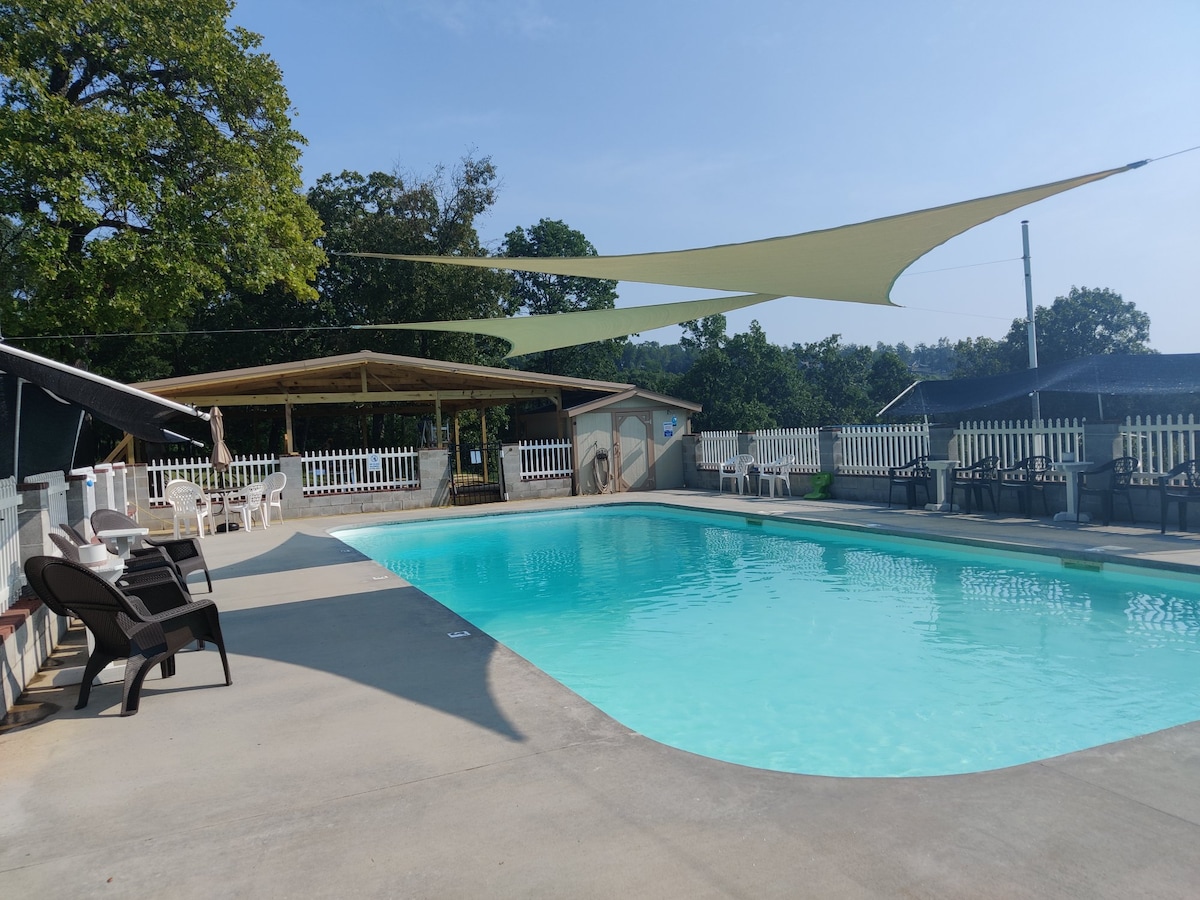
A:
303;158;511;364
500;218;622;379
1003;286;1152;366
675;318;814;430
0;0;324;366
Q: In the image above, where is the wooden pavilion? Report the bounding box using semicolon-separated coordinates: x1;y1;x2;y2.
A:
131;350;637;455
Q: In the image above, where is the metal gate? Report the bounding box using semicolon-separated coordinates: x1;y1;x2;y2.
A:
448;443;505;506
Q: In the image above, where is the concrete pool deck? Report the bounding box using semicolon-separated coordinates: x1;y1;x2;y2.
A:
4;491;1200;898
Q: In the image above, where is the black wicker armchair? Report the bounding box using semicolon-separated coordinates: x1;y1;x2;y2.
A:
23;556;231;716
91;508;213;592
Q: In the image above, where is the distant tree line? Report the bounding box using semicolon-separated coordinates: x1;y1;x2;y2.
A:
0;2;1159;448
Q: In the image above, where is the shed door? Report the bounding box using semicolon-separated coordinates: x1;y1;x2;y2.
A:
615;412;655;491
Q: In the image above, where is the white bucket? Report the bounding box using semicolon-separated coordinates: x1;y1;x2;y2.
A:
77;543;108;565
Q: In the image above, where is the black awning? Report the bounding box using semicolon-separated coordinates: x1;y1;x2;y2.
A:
0;342;209;479
881;354;1200;418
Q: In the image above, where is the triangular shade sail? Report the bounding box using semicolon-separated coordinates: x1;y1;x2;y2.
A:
348;162;1143;357
359;293;781;358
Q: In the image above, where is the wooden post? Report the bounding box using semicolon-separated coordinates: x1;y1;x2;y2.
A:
481;409;489;481
284;401;294;454
435;397;443;449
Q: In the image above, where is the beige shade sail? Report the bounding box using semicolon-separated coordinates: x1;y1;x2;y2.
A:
348;162;1144;356
359;292;781;358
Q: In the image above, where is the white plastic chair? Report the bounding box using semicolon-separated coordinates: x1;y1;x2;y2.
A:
226;482;266;532
719;454;755;494
262;471;286;527
758;454;798;497
165;480;212;539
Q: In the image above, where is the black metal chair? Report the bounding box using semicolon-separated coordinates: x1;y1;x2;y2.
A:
23;556;231;716
1159;459;1200;534
1077;456;1139;525
951;456;1000;513
887;456;932;509
91;508;213;592
998;455;1052;517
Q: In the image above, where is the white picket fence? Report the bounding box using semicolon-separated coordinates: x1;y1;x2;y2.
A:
0;476;22;614
1122;415;1200;481
519;439;573;480
838;423;931;475
146;454;280;503
301;447;419;495
955;419;1084;469
753;428;822;472
697;431;740;469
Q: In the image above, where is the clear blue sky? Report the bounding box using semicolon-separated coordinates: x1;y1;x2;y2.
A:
230;0;1199;353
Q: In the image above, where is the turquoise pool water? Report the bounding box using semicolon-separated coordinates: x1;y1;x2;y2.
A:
338;505;1200;777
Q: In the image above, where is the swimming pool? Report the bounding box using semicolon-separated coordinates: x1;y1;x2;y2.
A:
337;504;1200;777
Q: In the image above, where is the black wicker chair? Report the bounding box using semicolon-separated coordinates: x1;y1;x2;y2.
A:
887;456;932;509
1159;459;1200;534
1077;456;1139;525
91;508;213;592
951;456;1000;514
998;455;1052;517
23;556;231;716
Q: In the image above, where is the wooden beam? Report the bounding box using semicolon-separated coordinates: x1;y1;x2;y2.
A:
166;389;560;406
104;433;135;464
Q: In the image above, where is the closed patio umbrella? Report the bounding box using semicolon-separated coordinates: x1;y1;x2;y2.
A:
210;406;233;488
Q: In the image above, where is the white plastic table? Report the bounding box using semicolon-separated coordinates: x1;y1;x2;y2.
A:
924;460;960;512
1051;460;1094;522
94;527;149;559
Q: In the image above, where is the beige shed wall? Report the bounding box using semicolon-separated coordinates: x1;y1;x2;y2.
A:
571;399;692;493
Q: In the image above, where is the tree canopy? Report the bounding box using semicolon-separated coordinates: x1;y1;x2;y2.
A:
0;0;324;364
303;158;511;364
1002;286;1152;366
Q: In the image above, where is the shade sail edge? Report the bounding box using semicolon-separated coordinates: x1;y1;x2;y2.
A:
366;293;782;358
346;163;1139;304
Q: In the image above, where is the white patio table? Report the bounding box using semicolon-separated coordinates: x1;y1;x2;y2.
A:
1051;460;1094;522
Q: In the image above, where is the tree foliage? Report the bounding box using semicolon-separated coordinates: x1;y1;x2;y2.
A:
675;319;814;430
1002;285;1152;366
0;0;324;363
500;218;621;379
302;158;511;364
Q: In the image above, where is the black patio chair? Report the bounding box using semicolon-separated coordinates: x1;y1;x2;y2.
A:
951;456;1000;514
887;456;932;509
22;556;231;716
1077;456;1139;525
91;508;213;592
998;455;1052;517
1159;459;1200;534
